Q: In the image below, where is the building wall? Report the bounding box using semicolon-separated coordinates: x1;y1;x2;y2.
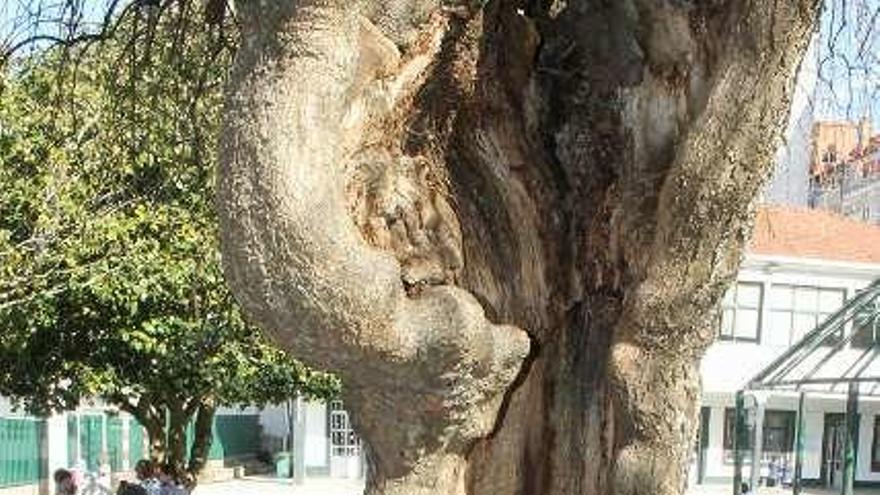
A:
811;120;873;178
699;395;880;484
257;401;328;469
257;400;365;480
812;155;880;225
701;259;877;395
765;34;817;207
303;402;327;469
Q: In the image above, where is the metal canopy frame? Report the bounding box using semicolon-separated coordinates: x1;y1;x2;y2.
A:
748;280;880;396
730;279;880;495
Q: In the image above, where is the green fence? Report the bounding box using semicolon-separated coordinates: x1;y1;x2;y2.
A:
214;415;260;458
129;418;146;462
67;414;104;471
107;417;124;471
182;414;261;461
66;414;132;472
0;418;44;488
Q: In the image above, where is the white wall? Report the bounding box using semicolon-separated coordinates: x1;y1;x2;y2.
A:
304;402;327;468
258;404;289;439
856;404;880;482
802;411;824;480
46;414;68;493
704;405;730;479
257;401;328;468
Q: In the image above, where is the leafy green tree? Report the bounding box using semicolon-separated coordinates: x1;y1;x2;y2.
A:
0;9;337;483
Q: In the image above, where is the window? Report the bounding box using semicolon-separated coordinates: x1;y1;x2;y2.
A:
852;298;880;348
823;146;838;164
724;407;754;464
719;282;763;342
723;409;795;462
763;410;796;455
768;285;845;346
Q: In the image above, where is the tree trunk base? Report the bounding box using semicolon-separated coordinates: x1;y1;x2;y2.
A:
367;454;467;495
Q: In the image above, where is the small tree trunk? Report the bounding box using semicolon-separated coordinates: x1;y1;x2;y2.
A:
166;406;189;479
186;399;217;488
145;422;166;465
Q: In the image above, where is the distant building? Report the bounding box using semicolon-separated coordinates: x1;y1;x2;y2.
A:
809;119;873;178
808;119;880;224
693;206;880;487
764;36;817;207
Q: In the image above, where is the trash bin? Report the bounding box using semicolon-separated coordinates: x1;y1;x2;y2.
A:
275;453;292;478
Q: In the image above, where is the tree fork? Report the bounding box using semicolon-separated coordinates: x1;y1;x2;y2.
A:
218;1;820;494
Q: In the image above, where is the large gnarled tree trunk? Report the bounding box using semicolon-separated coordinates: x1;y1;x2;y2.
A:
217;1;819;494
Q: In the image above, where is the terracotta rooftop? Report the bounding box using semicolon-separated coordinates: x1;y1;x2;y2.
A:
749;206;880;264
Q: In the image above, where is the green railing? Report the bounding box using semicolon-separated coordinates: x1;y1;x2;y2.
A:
0;418;45;488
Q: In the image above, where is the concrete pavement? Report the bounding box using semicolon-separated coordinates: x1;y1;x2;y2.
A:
192;476;364;495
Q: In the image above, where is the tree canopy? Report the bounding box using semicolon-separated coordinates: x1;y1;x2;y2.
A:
0;6;337;478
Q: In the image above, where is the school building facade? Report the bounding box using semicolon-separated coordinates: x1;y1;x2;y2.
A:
0;399;263;495
693;207;880;488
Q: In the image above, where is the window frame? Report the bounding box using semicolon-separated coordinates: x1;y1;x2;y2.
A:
853;297;880;349
768;284;847;347
328;400;361;458
723;408;796;464
718;281;764;343
723;407;753;465
762;410;796;455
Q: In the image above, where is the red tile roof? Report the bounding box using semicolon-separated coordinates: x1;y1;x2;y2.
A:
749;206;880;264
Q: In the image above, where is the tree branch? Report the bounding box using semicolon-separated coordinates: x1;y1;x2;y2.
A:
218;0;528;485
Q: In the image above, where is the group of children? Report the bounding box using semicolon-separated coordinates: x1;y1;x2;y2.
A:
53;459;188;495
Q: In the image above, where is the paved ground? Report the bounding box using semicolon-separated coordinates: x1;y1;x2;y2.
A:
193;477;880;495
687;484;880;495
192;476;364;495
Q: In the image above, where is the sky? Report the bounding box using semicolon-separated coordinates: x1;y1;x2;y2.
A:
812;0;880;129
0;0;118;56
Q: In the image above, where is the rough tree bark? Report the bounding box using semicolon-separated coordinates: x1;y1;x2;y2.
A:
217;1;819;494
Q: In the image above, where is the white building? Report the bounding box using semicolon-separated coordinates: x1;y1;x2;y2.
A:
695;206;880;488
258;399;364;481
